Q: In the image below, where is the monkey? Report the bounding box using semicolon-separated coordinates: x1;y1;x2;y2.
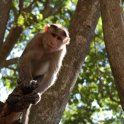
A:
18;24;70;95
18;24;70;124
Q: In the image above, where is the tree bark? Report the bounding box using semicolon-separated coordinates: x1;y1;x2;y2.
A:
0;26;23;66
100;0;124;110
0;0;12;49
29;0;100;124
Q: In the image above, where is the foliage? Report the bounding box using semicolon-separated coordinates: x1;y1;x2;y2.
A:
0;0;124;123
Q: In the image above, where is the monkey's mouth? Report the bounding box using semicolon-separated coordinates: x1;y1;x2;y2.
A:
47;44;55;49
47;44;53;49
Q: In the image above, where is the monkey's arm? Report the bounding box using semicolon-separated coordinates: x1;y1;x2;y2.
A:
18;33;43;85
18;52;34;89
36;50;65;94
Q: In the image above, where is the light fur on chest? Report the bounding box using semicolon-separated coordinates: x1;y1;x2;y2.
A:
35;61;49;76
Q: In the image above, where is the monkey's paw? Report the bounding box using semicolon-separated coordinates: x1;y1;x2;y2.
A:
22;80;38;94
30;80;38;89
24;92;41;105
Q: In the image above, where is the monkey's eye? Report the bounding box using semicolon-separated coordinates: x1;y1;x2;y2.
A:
51;33;62;41
57;36;62;41
51;33;56;37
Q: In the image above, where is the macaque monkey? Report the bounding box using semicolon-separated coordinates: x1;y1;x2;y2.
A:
18;24;70;124
18;24;70;96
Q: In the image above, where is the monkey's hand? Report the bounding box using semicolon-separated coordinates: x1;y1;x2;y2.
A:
22;80;38;94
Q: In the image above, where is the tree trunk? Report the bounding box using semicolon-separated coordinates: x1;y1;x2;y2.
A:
29;0;100;124
100;0;124;110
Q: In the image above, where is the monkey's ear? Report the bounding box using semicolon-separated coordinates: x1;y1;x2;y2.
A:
44;25;50;32
64;37;70;45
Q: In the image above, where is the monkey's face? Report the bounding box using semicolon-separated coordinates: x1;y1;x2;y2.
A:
43;24;70;52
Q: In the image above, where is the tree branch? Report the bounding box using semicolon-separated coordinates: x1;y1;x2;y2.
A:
0;26;23;66
0;80;39;124
0;57;19;68
19;0;24;15
22;0;40;13
0;12;37;67
100;0;124;110
0;0;12;49
42;0;65;18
